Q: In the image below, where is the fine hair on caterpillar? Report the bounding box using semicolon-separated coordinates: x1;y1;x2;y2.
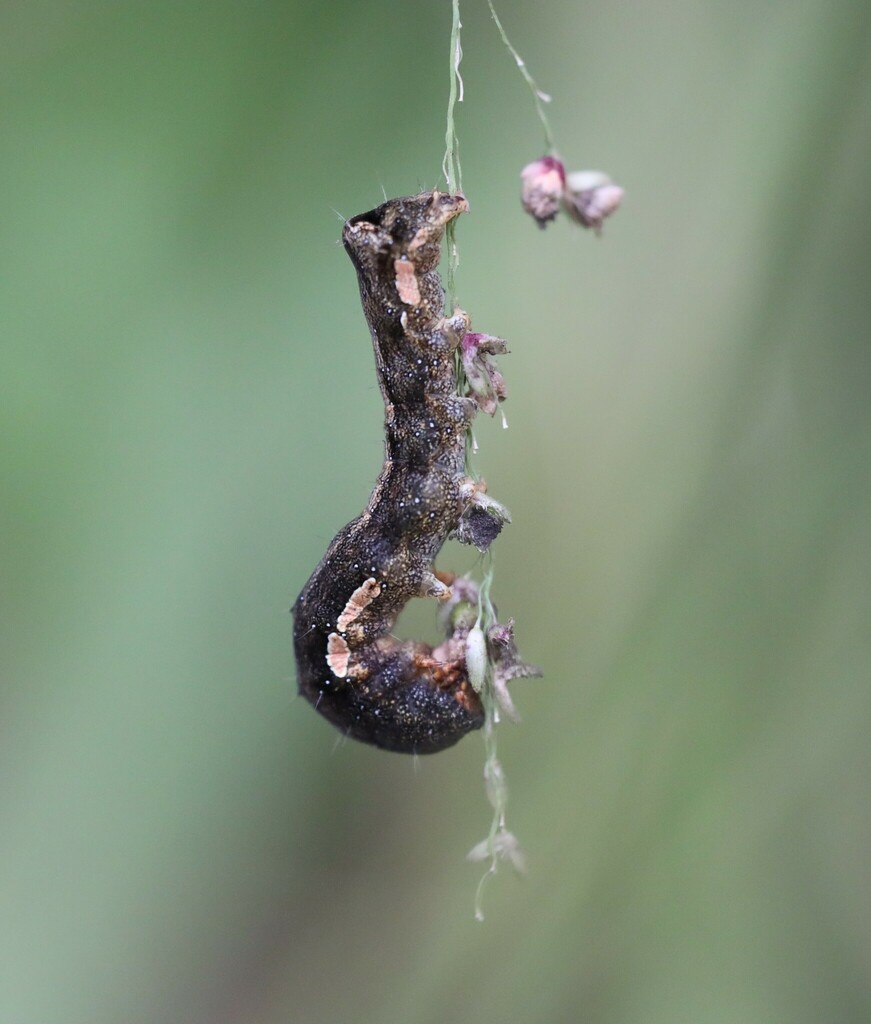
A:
293;191;536;754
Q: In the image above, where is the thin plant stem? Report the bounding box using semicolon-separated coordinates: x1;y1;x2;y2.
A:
441;0;522;921
470;559;511;921
443;0;464;195
486;0;556;153
443;0;464;310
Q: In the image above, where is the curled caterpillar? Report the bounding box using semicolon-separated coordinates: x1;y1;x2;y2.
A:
293;191;536;754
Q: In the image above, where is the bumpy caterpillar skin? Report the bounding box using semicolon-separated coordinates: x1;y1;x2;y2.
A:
293;191;489;754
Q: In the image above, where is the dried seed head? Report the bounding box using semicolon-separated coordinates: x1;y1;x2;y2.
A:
455;505;505;551
438;574;481;632
467;827;527;874
461;332;509;416
486;619;542;721
564;170;624;234
520;155;566;228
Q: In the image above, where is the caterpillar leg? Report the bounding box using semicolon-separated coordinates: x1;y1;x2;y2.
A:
419;571;453;601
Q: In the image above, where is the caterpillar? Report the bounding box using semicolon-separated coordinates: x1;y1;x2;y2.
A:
292;191;536;754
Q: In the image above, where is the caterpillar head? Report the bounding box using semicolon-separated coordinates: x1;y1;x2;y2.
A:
343;190;468;284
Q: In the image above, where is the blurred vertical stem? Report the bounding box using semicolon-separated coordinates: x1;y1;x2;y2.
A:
471;564;511;922
441;0;521;920
443;0;463;195
486;0;556;153
443;0;463;307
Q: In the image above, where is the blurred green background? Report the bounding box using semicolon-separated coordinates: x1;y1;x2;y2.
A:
2;2;870;1022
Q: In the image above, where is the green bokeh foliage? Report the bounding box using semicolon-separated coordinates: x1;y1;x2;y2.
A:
2;2;870;1022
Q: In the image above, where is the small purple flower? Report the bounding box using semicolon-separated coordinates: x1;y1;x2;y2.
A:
520;155;566;228
563;170;624;234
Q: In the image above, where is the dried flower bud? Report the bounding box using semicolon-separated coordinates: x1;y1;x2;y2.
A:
563;170;624;234
486;619;541;722
465;623;489;693
455;504;504;551
467;827;527;874
461;332;508;416
454;479;512;551
520;155;566;228
437;574;481;632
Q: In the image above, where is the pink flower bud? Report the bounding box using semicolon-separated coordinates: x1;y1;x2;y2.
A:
563;170;624;234
520;155;566;228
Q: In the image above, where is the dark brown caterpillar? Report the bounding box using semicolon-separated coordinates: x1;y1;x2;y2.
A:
293;191;525;754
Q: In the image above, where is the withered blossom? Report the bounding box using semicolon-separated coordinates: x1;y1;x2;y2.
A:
487;619;542;721
460;332;508;416
563;170;625;234
520;155;566;227
467;827;527;874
